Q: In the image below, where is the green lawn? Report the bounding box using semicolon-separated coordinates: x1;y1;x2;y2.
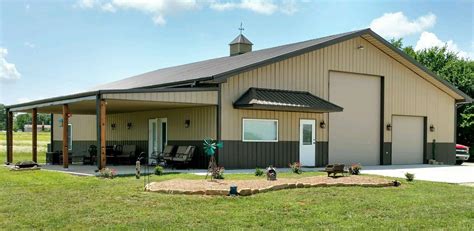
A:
1;132;473;229
0;167;473;230
0;131;50;163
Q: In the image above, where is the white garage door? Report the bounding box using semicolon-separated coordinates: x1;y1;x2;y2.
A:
392;116;424;164
329;72;380;165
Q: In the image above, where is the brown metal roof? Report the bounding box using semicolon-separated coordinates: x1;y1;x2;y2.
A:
229;34;253;45
233;88;343;113
89;28;470;103
91;29;367;90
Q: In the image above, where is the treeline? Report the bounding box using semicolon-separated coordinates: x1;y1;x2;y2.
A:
0;104;51;131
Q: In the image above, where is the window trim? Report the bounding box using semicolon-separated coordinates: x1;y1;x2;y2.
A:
68;124;73;151
242;118;279;142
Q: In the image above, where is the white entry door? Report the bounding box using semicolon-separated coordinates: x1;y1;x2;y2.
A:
148;118;159;163
300;119;316;166
149;118;168;164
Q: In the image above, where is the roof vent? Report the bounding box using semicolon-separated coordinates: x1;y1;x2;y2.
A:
229;23;253;56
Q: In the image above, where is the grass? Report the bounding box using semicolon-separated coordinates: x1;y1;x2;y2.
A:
1;132;473;229
0;167;473;230
0;131;50;163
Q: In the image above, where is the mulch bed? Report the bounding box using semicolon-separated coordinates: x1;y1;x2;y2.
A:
146;175;396;196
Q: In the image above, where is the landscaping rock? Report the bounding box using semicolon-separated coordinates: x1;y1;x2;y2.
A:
239;188;252;196
206;189;228;196
146;175;395;196
272;184;288;191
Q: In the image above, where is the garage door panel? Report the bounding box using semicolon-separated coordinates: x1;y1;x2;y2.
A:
392;116;424;164
329;72;380;165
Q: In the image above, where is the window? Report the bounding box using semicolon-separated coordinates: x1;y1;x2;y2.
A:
68;124;72;151
242;119;278;142
302;124;312;145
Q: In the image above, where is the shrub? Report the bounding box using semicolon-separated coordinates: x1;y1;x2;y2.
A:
154;166;164;176
289;162;302;174
349;163;362;175
405;172;415;181
212;166;225;179
255;168;264;176
98;168;117;179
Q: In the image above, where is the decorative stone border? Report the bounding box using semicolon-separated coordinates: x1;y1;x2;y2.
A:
146;181;397;196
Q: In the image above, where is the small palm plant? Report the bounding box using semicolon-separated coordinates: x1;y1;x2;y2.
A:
203;138;223;180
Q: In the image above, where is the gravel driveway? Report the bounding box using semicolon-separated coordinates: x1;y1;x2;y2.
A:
362;162;474;184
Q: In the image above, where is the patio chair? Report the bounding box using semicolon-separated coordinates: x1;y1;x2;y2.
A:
162;145;177;163
83;145;97;165
151;145;175;166
115;145;137;165
171;146;195;168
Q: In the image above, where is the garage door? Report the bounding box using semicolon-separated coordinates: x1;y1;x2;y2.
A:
329;72;380;165
392;116;424;164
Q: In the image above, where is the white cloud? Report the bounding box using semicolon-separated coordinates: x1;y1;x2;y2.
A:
415;31;473;59
0;48;21;82
76;0;300;25
24;42;35;48
101;3;116;12
25;4;30;11
76;0;98;8
210;0;297;15
370;12;436;38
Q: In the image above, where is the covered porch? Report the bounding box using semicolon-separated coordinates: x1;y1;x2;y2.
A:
5;88;218;169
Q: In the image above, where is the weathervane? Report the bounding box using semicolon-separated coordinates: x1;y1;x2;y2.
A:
238;22;244;34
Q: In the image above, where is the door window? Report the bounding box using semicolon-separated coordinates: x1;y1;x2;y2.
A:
302;124;312;145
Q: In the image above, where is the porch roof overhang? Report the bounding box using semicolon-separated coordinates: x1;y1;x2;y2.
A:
233;88;343;113
6;88;218;114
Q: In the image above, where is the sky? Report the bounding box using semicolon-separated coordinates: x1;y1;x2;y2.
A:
0;0;473;105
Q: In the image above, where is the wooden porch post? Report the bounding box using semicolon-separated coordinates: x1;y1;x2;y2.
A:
62;104;69;168
6;109;13;164
97;98;107;169
32;108;37;163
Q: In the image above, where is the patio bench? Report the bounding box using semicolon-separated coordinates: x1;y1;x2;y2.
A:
107;145;137;165
168;146;195;168
324;164;348;177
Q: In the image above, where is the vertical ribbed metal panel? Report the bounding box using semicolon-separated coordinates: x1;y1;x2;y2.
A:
221;36;455;143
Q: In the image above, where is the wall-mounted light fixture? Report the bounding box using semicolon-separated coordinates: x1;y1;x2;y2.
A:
429;124;435;132
185;120;191;128
386;123;392;131
319;121;326;129
111;123;116;130
357;45;365;50
127;122;132;130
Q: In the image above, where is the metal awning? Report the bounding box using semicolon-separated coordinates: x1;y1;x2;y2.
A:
233;88;343;113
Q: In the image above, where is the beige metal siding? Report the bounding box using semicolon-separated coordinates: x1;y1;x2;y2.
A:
53;114;96;141
103;91;218;105
53;106;216;141
221;36;455;143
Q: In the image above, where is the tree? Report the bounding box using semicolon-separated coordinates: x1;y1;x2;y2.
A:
390;39;474;148
14;113;32;132
0;104;5;131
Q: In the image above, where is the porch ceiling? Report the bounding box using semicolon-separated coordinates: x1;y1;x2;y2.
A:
14;99;215;115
